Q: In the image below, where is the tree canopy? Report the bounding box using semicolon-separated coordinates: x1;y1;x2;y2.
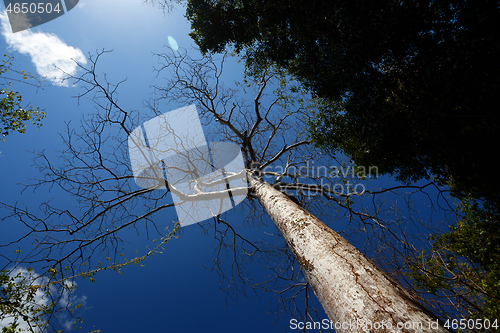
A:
186;0;500;205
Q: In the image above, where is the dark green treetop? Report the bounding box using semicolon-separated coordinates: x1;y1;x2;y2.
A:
185;0;500;204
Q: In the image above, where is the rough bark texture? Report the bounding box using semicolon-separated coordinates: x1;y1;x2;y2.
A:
252;178;451;333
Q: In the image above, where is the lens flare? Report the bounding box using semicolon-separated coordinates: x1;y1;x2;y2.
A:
167;36;179;51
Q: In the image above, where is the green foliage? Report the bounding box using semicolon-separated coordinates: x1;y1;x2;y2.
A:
1;55;45;141
62;220;181;281
407;198;500;322
0;222;180;332
0;267;59;332
186;0;500;205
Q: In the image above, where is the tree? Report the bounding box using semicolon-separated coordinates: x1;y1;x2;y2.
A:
1;54;45;141
1;48;460;332
178;0;500;324
183;0;500;206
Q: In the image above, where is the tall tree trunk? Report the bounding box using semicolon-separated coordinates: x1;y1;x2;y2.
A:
251;178;451;333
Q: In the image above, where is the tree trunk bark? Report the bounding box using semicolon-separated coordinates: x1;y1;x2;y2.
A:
251;178;451;333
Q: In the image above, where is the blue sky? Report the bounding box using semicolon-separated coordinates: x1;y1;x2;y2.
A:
0;2;331;332
0;1;457;332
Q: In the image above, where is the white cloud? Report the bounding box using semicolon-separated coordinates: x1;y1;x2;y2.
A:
0;11;86;87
